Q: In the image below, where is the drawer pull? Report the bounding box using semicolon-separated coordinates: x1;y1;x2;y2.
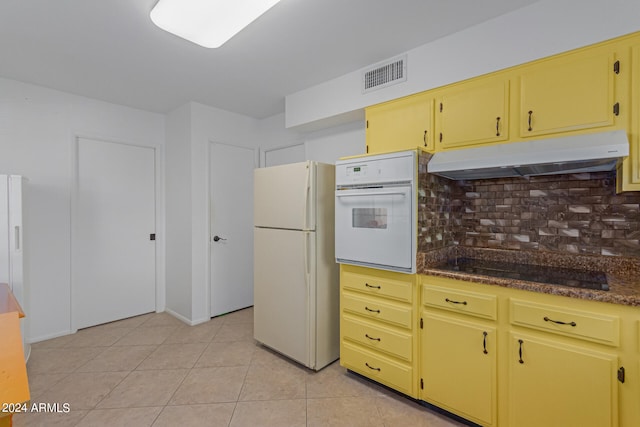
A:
365;306;381;313
365;334;381;342
482;331;488;354
445;298;467;306
365;283;381;289
543;316;577;327
518;339;524;364
365;362;381;371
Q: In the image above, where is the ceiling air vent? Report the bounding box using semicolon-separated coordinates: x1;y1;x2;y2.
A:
362;55;407;93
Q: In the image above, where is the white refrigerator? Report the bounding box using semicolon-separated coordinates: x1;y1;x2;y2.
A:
0;174;30;361
253;161;339;370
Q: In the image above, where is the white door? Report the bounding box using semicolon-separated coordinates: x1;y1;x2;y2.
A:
73;138;156;330
254;227;314;367
209;142;256;317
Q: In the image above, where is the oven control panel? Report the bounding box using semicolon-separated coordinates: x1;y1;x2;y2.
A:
336;150;415;186
345;165;369;177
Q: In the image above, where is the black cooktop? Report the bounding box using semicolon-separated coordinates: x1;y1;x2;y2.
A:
436;258;609;291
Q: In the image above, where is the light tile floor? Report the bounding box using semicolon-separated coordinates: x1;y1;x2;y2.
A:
14;308;465;427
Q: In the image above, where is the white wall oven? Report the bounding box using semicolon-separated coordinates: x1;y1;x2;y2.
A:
335;150;416;273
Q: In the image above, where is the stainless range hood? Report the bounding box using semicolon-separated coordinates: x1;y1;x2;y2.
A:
427;130;629;180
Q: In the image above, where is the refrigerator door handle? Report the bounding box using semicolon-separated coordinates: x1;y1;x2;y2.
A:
303;163;311;230
14;226;20;251
304;232;310;277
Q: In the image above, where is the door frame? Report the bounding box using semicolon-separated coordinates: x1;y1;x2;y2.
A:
206;140;258;318
70;134;164;332
261;142;305;167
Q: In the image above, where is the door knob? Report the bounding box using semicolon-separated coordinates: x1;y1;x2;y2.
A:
213;235;227;242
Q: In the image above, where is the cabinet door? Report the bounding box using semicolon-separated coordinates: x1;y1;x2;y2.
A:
421;312;496;426
508;333;618;427
619;44;640;192
436;78;509;149
366;93;433;153
520;48;617;138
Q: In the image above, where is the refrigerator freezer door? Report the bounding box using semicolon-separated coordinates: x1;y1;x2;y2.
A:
254;161;315;231
0;175;29;361
8;176;24;305
254;227;316;368
0;176;8;285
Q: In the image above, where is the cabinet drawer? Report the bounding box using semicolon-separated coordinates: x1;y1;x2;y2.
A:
510;299;620;346
422;285;497;320
342;271;413;303
342;314;412;362
341;341;414;397
343;293;413;329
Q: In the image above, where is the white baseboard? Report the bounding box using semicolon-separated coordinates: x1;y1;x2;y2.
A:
164;308;209;326
29;330;73;343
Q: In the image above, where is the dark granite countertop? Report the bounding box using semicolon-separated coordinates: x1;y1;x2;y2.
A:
417;247;640;307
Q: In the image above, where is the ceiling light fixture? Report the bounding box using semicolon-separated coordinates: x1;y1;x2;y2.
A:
150;0;282;48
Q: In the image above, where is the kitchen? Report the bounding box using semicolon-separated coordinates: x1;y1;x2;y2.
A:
2;0;640;426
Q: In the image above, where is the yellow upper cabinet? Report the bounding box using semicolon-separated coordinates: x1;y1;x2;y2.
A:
366;92;433;154
618;42;640;192
436;77;510;149
519;46;620;138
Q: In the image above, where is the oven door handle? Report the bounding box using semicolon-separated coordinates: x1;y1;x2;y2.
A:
336;191;407;197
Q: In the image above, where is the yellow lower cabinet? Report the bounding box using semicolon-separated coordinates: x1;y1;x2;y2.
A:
342;292;413;329
339;265;419;398
421;312;496;426
342;313;412;362
508;333;619;427
342;341;414;396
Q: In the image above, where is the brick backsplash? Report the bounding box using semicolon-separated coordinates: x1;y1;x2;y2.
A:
418;166;640;258
417;151;456;252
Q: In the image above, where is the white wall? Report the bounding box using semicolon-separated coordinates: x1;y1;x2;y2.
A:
255;113;304;166
263;144;305;167
165;103;193;320
304;121;365;164
257;114;365;167
286;0;640;129
0;77;165;342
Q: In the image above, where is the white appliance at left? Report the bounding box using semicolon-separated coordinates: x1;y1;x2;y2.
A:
0;174;30;361
253;161;339;371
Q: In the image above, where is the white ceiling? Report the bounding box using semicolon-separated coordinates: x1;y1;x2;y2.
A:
0;0;538;119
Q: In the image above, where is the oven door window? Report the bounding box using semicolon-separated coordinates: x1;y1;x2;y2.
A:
352;208;387;229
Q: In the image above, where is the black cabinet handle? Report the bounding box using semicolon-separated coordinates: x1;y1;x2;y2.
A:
445;298;467;305
518;339;524;364
483;331;488;354
544;316;577;327
423;130;428;146
365;306;380;313
365;362;381;371
365;334;381;342
496;117;501;136
527;110;533;131
365;283;381;289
